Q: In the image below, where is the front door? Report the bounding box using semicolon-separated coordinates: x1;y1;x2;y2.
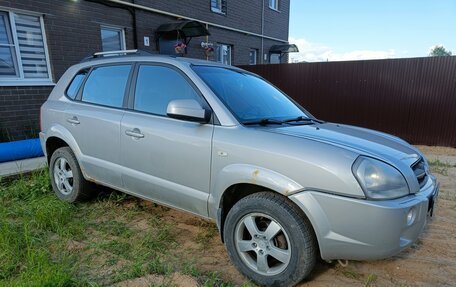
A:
120;64;213;216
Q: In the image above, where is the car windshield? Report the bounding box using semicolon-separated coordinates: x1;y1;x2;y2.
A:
192;66;309;123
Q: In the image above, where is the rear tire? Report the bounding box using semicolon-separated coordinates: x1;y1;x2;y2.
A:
49;147;94;202
224;192;316;287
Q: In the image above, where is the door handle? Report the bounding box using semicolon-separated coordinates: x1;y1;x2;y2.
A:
125;128;144;139
67;116;80;125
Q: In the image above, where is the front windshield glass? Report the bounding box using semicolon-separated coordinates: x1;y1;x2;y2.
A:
192;66;308;123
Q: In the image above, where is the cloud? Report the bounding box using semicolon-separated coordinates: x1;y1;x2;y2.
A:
289;37;396;63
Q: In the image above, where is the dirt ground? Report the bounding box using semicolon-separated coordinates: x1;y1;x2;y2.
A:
145;145;456;287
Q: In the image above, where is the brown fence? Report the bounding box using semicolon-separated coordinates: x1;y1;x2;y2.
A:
239;56;456;147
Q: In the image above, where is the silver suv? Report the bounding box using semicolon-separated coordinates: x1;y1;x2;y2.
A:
40;50;439;286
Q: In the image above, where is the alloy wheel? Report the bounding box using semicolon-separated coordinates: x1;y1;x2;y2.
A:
53;157;74;195
234;212;291;276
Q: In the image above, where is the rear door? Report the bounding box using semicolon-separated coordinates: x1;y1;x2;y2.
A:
120;64;213;216
63;64;132;188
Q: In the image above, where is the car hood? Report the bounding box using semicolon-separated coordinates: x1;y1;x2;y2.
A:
264;122;421;165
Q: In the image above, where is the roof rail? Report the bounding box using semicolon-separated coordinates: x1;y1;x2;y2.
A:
80;49;153;62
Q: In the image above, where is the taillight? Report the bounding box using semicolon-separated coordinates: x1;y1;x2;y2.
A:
39;106;42;132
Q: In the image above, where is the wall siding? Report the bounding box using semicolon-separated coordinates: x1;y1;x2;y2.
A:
0;86;52;141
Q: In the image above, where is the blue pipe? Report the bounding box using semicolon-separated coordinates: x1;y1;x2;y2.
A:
0;139;44;163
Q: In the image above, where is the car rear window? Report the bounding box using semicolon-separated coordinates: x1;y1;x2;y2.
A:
66;69;88;99
81;65;131;108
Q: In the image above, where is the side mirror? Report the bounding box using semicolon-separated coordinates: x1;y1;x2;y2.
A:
166;99;211;123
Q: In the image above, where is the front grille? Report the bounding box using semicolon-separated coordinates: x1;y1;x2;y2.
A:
411;158;427;188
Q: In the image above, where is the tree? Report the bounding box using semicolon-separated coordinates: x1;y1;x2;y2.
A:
429;45;452;57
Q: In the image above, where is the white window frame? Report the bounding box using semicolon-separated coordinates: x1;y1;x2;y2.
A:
249;49;257;65
0;9;53;86
217;43;232;65
269;0;279;11
211;0;225;14
100;25;126;52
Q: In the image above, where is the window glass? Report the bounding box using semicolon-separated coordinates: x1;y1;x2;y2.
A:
0;12;9;44
14;13;49;78
249;49;257;65
269;0;279;10
134;65;201;116
211;0;222;11
101;27;124;52
82;65;131;108
66;69;88;99
193;66;307;122
0;10;50;81
0;12;18;77
0;46;17;76
211;0;226;14
270;53;281;64
216;44;231;65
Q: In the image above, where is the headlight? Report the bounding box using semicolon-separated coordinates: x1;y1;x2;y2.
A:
352;156;409;199
422;157;431;175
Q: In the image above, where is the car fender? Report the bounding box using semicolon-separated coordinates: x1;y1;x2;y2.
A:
208;163;304;218
43;124;88;178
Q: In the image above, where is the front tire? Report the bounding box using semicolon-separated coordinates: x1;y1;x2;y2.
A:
224;192;317;287
49;147;93;202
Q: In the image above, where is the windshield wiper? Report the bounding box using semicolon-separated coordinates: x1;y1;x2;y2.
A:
243;117;325;126
282;116;325;124
242;118;284;126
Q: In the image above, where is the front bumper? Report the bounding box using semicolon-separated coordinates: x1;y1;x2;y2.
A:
289;176;439;261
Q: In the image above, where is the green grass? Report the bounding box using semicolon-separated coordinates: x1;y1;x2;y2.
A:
195;220;218;246
340;269;362;280
95;220;132;238
183;262;201;277
201;272;235;287
0;169;85;286
428;159;456;168
428;159;456;176
365;273;378;287
112;261;144;283
0;169;248;286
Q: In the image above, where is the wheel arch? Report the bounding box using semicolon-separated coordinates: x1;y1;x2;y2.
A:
44;125;85;175
210;164;311;243
45;137;69;163
210;164;304;217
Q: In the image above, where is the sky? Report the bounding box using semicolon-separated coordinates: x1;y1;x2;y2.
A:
288;0;456;62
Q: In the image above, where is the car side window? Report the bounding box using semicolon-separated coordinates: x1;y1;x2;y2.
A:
66;69;88;100
134;65;201;116
81;65;131;108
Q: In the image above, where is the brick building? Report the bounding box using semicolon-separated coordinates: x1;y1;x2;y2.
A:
0;0;294;141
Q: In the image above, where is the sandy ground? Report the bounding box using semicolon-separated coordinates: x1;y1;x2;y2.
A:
116;146;456;287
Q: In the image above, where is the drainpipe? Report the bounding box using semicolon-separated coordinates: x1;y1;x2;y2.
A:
206;23;209;61
131;0;138;49
261;0;265;64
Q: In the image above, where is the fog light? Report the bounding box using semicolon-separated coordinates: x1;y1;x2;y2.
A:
406;207;416;225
